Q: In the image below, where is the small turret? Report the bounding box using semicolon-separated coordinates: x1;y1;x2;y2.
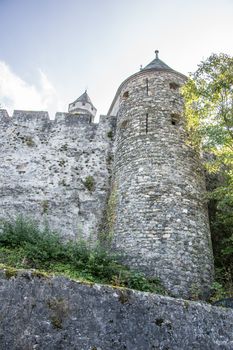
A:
68;90;97;122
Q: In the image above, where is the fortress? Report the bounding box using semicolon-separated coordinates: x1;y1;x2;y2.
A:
0;51;214;298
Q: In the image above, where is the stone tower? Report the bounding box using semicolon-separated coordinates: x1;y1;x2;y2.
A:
68;90;97;122
108;51;214;298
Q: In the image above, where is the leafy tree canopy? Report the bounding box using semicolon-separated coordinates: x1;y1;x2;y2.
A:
182;53;233;297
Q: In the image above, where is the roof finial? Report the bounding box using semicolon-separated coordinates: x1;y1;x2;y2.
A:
155;50;159;59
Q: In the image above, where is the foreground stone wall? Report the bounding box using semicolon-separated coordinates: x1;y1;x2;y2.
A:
111;69;214;298
0;109;116;240
0;270;232;350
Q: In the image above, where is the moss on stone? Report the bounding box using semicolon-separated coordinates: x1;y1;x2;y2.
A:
51;315;63;329
31;270;49;279
4;267;18;279
118;289;131;304
47;297;69;330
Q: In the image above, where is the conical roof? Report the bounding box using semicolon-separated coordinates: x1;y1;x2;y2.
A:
73;90;94;106
143;50;173;71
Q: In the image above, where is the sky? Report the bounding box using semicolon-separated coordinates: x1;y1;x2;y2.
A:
0;0;233;119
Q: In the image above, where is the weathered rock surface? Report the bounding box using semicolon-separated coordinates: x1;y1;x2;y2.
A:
0;270;232;350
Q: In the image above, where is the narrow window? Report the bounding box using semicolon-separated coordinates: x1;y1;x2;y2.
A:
82;102;85;106
146;78;149;96
120;120;128;129
169;82;180;90
146;113;149;134
123;91;129;98
171;113;180;125
89;116;92;124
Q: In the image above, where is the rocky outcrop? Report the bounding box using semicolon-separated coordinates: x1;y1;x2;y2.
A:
0;269;232;350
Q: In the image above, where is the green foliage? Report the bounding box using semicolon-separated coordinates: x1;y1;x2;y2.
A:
47;297;69;329
41;200;49;214
107;130;113;140
182;53;233;297
83;176;95;192
209;281;227;302
118;272;165;294
0;216;165;294
0;217;64;266
182;53;233;150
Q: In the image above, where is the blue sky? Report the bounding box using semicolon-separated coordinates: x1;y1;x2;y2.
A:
0;0;233;118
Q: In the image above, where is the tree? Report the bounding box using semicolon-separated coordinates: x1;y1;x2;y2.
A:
182;53;233;297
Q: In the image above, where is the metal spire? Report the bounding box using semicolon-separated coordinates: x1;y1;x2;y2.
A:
155;50;159;59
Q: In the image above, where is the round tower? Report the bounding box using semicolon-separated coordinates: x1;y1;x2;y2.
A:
108;51;214;298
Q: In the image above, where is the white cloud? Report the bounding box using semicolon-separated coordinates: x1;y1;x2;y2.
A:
0;61;63;118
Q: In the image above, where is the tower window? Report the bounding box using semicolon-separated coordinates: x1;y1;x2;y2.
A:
146;113;149;134
82;102;85;106
120;120;128;129
146;78;149;96
123;91;129;98
169;82;180;90
171;113;180;125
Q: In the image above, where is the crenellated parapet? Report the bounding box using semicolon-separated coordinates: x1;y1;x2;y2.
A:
12;110;50;122
0;109;116;136
0;109;10;124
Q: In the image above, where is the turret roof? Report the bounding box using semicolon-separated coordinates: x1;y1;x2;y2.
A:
142;50;173;71
107;50;187;116
72;91;95;107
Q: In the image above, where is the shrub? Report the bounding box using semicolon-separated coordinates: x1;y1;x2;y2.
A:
0;217;63;265
0;216;165;294
83;176;95;192
107;131;113;140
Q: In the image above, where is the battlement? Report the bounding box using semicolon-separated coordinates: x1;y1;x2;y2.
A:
0;109;10;123
12;110;50;122
0;109;116;136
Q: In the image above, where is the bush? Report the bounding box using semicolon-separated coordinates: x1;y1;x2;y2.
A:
83;176;95;192
107;131;113;140
0;216;165;294
0;217;64;265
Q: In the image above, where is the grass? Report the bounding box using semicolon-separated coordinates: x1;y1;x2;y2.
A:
0;216;165;294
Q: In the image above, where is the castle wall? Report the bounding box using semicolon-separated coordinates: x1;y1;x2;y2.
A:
0;109;115;241
111;70;214;298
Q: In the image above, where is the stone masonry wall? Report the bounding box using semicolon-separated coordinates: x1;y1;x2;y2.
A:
0;109;116;241
111;70;214;298
0;270;232;350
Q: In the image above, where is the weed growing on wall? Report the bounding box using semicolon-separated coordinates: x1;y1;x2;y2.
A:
83;176;95;192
